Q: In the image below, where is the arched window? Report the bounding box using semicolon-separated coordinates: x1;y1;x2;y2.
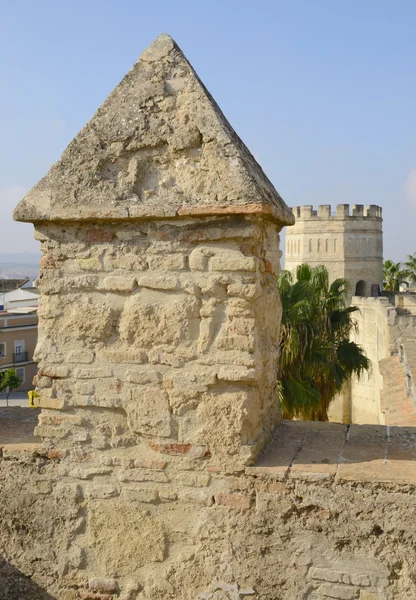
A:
355;280;366;296
317;239;321;253
309;239;312;253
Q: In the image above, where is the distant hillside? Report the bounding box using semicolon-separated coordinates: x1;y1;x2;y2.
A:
0;253;40;279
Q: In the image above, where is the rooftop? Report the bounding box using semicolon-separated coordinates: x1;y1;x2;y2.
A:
248;420;416;485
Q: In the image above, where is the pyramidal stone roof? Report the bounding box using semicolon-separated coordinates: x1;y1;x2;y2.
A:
14;34;294;226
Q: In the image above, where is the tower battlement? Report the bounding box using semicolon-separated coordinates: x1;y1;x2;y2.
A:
291;204;382;219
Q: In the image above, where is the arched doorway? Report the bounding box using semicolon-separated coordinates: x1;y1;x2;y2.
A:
355;280;366;296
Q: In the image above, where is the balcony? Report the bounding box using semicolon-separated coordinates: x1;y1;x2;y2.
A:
13;352;28;363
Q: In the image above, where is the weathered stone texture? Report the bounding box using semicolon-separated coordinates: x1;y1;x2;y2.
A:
31;216;282;467
1;441;416;599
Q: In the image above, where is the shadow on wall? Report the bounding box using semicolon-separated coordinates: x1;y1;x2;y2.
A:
0;557;54;600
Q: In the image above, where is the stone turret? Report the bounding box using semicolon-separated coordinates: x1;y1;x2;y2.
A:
285;203;383;298
14;34;293;473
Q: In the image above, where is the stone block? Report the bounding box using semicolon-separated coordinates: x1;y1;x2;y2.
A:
33;396;65;410
359;592;377;600
67;350;95;363
178;489;214;506
86;485;119;499
127;388;172;437
99;349;147;364
89;578;119;593
147;254;187;270
118;469;169;483
122;488;159;503
309;568;348;584
215;493;252;509
133;458;167;470
209;255;257;272
101;276;137;292
73;368;113;379
317;583;358;599
175;472;211;487
38;364;70;378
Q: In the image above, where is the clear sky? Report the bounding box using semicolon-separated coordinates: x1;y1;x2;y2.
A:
1;0;415;261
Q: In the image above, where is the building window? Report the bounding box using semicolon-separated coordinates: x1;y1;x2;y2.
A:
0;342;5;359
297;240;300;253
325;239;328;252
309;239;312;253
317;239;321;253
334;239;337;252
355;280;366;296
15;367;25;385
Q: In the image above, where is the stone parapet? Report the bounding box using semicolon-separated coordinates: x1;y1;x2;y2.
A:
291;204;382;220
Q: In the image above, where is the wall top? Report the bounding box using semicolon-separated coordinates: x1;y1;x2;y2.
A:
14;34;294;227
291;204;382;220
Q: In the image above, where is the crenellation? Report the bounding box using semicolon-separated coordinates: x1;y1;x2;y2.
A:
290;204;382;219
351;203;364;217
317;204;331;218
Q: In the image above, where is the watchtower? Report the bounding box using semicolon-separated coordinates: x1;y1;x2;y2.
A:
285;204;383;298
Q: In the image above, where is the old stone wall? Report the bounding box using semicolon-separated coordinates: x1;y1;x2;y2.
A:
328;296;416;425
32;216;282;469
2;420;416;599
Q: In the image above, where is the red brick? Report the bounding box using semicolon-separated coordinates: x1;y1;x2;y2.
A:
150;443;193;456
47;449;68;460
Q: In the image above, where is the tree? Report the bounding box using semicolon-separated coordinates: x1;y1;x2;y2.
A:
277;264;370;421
383;260;407;292
0;369;22;407
403;252;416;287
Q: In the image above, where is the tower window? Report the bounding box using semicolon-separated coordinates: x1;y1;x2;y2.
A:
355;280;366;296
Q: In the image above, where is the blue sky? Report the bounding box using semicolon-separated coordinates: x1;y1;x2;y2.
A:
1;0;415;260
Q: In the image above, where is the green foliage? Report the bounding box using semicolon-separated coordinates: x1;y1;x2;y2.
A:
383;260;407;291
277;264;370;421
0;368;23;406
403;252;416;287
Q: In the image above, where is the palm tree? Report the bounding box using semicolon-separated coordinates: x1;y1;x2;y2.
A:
277;264;370;421
403;253;416;287
383;260;407;291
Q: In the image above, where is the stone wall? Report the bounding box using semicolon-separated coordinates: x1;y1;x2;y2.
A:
2;420;416;599
328;296;416;425
32;216;282;469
